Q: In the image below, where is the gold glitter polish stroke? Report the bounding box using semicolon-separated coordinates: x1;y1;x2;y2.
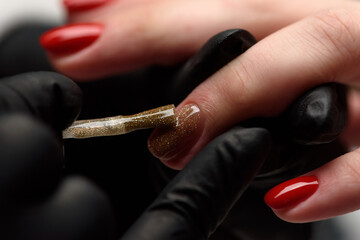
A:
148;104;201;159
63;104;176;139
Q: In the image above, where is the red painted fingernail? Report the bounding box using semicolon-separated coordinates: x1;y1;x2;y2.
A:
264;176;318;209
63;0;112;12
40;23;103;55
148;104;203;161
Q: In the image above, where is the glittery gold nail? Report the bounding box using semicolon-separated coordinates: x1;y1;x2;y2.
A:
147;104;201;159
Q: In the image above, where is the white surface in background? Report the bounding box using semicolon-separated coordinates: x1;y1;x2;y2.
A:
334;211;360;240
0;0;64;36
2;0;360;239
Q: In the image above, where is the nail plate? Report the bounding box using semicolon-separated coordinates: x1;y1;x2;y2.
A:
148;104;202;161
63;0;112;12
264;176;318;209
40;23;103;55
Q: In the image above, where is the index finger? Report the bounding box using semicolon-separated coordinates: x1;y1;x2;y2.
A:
148;6;360;169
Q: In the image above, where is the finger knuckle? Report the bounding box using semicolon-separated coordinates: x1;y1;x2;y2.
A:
342;149;360;184
224;62;250;109
309;8;360;61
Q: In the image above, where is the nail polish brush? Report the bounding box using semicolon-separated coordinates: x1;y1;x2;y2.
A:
63;104;176;139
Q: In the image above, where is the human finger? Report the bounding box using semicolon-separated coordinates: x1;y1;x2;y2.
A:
263;147;360;222
169;29;257;104
148;7;360;169
40;0;352;80
340;88;360;147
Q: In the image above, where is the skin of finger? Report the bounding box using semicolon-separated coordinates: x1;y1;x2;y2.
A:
66;0;158;23
270;148;360;223
340;88;360;148
67;0;354;35
160;7;360;169
49;0;353;80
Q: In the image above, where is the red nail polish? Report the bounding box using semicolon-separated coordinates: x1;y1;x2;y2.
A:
63;0;112;12
40;23;103;55
264;176;318;209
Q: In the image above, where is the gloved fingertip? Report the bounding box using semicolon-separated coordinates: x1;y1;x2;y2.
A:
170;29;257;103
1;71;82;131
43;71;83;129
0;114;63;206
128;127;271;240
281;83;347;145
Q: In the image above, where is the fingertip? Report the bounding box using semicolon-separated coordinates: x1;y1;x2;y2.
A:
264;149;360;223
264;176;319;210
148;104;205;170
3;72;83;130
39;23;104;56
41;16;153;80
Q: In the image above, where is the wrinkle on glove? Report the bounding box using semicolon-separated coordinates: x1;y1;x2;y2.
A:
121;127;271;240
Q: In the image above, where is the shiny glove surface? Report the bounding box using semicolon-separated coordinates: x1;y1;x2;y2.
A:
121;127;271;240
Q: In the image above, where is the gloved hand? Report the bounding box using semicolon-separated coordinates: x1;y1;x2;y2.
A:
142;30;348;239
211;83;347;240
120;83;346;240
121;127;271;240
0;72;114;240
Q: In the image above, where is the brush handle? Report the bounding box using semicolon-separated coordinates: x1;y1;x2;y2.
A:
62;104;176;139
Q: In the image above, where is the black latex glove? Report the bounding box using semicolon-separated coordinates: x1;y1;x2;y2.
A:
0;72;114;240
0;71;81;131
121;127;271;240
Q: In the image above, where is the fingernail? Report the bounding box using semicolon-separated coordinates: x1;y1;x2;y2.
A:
40;23;103;55
264;176;319;210
148;104;202;161
63;0;112;12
